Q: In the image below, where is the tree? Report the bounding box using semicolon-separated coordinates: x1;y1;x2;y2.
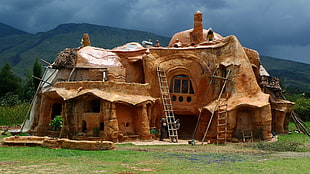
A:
32;58;42;89
19;73;35;102
0;63;21;97
294;97;310;121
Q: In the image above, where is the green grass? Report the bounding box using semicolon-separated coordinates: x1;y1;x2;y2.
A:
282;122;310;144
253;122;310;152
1;132;310;173
0;144;310;173
1;122;310;173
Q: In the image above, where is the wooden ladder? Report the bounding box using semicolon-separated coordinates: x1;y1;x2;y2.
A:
157;67;178;143
216;102;228;144
201;70;231;144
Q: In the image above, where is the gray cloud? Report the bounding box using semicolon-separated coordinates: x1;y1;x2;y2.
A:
0;0;309;64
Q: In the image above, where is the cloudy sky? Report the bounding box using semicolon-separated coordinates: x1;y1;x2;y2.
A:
0;0;309;64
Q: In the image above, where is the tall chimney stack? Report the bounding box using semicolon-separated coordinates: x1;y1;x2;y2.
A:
191;11;204;45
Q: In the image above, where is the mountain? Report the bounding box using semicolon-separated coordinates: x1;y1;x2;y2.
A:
0;23;170;76
260;56;310;92
0;23;309;92
0;23;28;37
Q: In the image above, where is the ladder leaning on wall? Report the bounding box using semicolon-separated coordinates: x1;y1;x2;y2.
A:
156;67;178;143
201;69;231;144
216;101;228;144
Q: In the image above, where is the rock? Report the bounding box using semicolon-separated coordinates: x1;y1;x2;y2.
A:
61;139;115;150
2;136;115;150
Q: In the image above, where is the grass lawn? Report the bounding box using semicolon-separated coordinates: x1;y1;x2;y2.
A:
0;122;310;173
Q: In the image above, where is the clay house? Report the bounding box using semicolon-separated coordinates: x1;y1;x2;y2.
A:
21;11;294;143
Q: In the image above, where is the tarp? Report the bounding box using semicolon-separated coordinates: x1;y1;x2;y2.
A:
76;47;122;67
21;66;58;132
44;87;156;105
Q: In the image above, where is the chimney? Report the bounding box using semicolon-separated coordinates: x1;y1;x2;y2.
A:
191;11;204;44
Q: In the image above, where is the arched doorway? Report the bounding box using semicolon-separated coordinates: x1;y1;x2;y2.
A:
174;114;197;139
234;108;254;139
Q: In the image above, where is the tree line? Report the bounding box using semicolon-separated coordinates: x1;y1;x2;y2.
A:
0;58;42;107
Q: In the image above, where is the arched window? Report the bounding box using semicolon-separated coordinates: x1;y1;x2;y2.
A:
169;75;194;94
169;75;194;103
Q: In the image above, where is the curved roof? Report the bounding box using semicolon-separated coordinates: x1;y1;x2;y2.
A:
112;42;145;52
76;46;122;68
45;87;156;105
168;11;223;47
169;28;223;47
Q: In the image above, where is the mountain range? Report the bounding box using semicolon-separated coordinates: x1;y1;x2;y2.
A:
0;22;309;92
0;23;170;76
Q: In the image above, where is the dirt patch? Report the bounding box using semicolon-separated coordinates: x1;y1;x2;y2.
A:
116;140;261;154
122;164;156;173
0;162;68;174
0;161;20;166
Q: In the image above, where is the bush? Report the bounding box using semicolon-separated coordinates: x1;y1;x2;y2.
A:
49;115;63;131
0;92;21;107
294;98;310;121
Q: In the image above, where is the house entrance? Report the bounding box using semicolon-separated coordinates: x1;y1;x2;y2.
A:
174;114;197;139
51;103;62;120
234;108;254;139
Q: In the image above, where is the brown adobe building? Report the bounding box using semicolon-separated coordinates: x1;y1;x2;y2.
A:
22;11;294;143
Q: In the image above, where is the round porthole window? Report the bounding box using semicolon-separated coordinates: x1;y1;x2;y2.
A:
187;96;192;102
179;96;184;102
172;95;177;101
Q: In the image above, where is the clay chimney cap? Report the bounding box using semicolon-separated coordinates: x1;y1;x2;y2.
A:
195;10;202;14
194;11;203;22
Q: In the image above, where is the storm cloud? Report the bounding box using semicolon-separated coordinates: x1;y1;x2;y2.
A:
0;0;309;63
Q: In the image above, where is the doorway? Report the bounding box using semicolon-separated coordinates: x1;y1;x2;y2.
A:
174;114;197;139
51;103;62;120
234;108;254;139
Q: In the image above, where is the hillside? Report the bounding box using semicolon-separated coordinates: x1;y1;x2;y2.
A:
0;23;309;92
0;23;28;37
0;23;170;76
260;56;310;92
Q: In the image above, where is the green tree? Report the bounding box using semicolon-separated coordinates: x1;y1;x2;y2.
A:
0;63;21;97
19;73;35;102
294;97;310;121
32;58;42;89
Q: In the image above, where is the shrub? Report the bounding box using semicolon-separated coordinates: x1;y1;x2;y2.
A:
294;98;310;121
49;115;63;131
0;92;21;107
